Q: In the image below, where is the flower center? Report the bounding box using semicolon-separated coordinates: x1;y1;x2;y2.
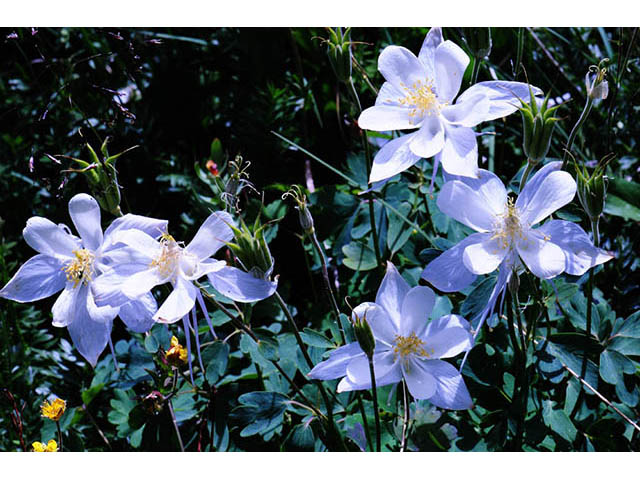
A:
63;249;95;287
150;233;182;279
491;198;526;249
393;333;432;362
398;80;441;124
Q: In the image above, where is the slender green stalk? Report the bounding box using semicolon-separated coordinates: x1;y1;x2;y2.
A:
470;56;481;85
356;393;373;452
400;379;410;452
506;292;525;450
561;97;594;170
55;421;63;452
367;356;381;452
167;400;185;452
520;160;535;190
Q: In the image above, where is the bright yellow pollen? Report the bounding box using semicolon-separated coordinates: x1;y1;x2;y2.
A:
32;439;58;452
393;333;431;361
491;197;526;250
41;398;66;421
166;336;188;366
397;80;442;124
62;249;94;287
150;234;181;277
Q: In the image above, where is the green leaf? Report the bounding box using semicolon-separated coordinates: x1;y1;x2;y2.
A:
609;177;640;208
300;328;335;349
542;400;577;443
600;349;623;385
144;334;159;354
232;391;290;440
460;276;497;320
342;241;377;271
202;341;230;384
604;194;640;221
81;383;104;406
386;202;412;254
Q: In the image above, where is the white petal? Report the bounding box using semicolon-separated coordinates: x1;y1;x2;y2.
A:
374;81;406;106
421;234;483;292
424;314;471;338
369;133;421;183
92;262;149;307
23;217;80;259
118;293;157;333
352;302;398;345
308;343;364;380
457;81;543;122
185;211;235;260
516;161;561;206
375;262;410;329
0;254;65;302
441;92;491;127
438;124;479;177
424;359;473;409
86;287;119;324
207;266;277;303
378;45;426;91
400;286;436;338
408;115;445;158
52;284;82;327
358;105;416;131
67;310;112;367
516;170;576;226
183;258;226;281
153;276;197;324
424;323;473;359
346;351;398;385
403;358;437;399
536;220;614;276
418;27;443;77
103;213;169;246
434;40;469;104
112;229;161;258
516;230;566;279
337;360;402;392
462;234;508;275
444;168;508;214
122;267;166;300
437;176;506;232
68;193;103;251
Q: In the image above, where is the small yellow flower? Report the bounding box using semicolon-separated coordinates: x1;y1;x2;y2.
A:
32;439;58;452
41;397;66;421
166;336;188;366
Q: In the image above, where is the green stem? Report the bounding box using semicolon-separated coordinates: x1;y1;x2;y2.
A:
356;393;373;452
400;379;410;452
506;292;525;450
470;56;481;85
367;356;381;452
561;97;594;170
167;400;185;452
520;160;534;190
56;421;63;452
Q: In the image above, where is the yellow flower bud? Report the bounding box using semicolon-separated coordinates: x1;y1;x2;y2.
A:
40;398;66;422
166;336;188;366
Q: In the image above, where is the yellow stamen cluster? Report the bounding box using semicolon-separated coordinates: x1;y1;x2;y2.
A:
150;233;181;278
393;333;432;362
397;80;441;124
491;197;526;250
41;397;66;421
62;249;94;287
166;336;188;366
32;439;58;452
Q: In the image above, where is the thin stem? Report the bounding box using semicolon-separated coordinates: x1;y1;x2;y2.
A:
506;293;524;450
400;379;410;452
309;231;345;343
368;356;381;452
561;97;594;170
275;291;314;370
356;393;373;452
520;161;534;190
167;400;185;452
56;421;63;452
470;56;481;85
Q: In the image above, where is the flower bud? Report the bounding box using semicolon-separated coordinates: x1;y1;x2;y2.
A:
166;336;188;367
282;185;315;235
462;27;492;59
352;310;375;359
41;397;66;421
227;216;275;280
575;154;612;221
585;59;609;101
324;27;353;84
519;88;560;165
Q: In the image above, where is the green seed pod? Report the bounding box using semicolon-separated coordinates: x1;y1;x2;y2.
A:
353;311;375;359
520;89;561;165
325;27;353;84
282;185;315;235
226;217;275;280
575;155;612;221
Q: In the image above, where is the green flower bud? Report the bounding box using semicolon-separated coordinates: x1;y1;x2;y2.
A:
574;154;613;221
324;27;353;84
585;59;609;101
282;185;315;235
462;28;492;59
519;87;560;165
227;216;275;280
353;310;375;359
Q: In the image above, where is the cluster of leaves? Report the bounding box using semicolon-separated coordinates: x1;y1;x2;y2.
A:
0;27;639;451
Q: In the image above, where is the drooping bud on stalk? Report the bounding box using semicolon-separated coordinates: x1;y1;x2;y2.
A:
585;59;609;101
352;310;375;359
282;185;315;235
227;216;275;281
519;87;561;166
574;153;613;222
324;27;353;84
461;27;492;59
223;154;252;211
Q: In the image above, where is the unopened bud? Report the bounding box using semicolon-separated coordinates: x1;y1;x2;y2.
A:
282;185;315;235
462;27;492;59
585;59;609;101
324;27;353;84
520;88;560;165
353;310;375;359
227;216;275;280
575;154;613;221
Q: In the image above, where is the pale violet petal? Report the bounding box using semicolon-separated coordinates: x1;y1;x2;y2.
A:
122;267;167;300
408;114;445;158
421;234;483;292
375;262;410;329
441;92;491;127
207;266;277;303
337;360;402;392
112;229;161;258
86;287;119;324
346;351;398;385
457;81;543;122
68;194;103;251
418;27;443;77
103;213;169;246
23;217;80;259
437;179;504;232
92;262;150;307
308;343;364;380
424;314;472;338
515;161;561;205
185;211;235;261
118;293;157;333
358;105;416;131
352;302;398;346
424;359;473;409
52;283;82;327
0;254;65;302
536;220;614;276
400;286;436;338
462;235;508;275
374;82;406;107
441;168;508;215
403;358;437;399
369;133;421;183
68;312;112;367
438;124;479;177
153;276;197;324
516;170;576;227
516;230;566;279
378;45;426;91
434;40;469;104
183;258;226;281
424;323;473;359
